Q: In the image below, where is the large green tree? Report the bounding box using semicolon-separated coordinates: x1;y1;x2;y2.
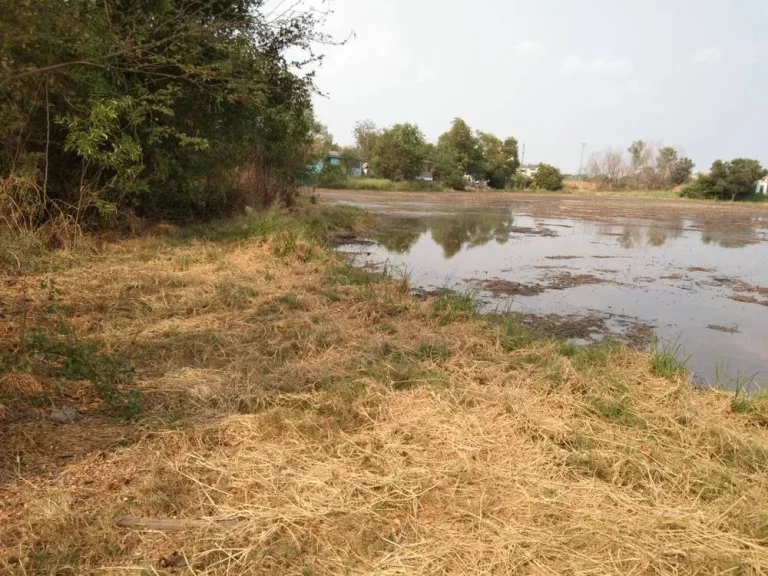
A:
371;123;428;181
478;133;519;189
1;0;325;225
433;118;483;189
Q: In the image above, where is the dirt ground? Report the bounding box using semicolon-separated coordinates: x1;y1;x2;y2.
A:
317;188;768;234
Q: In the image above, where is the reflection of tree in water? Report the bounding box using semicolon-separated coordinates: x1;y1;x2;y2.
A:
600;221;686;249
696;217;763;249
701;231;754;249
374;212;517;258
374;228;423;253
430;212;517;258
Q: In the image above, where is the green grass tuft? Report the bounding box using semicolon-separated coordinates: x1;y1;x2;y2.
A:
279;293;305;310
217;282;257;309
731;389;768;427
498;317;535;352
326;264;379;286
587;395;646;428
430;289;479;324
416;339;450;362
169;203;370;247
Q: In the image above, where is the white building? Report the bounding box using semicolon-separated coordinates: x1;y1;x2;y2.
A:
757;176;768;195
519;164;539;178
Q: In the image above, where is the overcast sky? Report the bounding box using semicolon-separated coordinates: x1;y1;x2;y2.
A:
303;0;767;173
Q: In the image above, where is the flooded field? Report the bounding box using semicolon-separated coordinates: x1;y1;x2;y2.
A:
320;189;768;388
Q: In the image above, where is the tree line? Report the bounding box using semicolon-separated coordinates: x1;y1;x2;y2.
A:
1;0;328;234
586;141;767;200
313;118;564;191
586;141;695;190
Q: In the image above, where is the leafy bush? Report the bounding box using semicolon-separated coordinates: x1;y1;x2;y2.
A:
682;159;766;201
533;164;564;191
0;0;322;228
318;165;347;188
511;173;534;190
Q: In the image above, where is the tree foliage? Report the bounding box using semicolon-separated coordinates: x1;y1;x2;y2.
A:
478;133;519;189
371;123;428;181
434;119;484;186
311;123;338;161
1;0;327;227
353;119;380;162
533;164;563;191
432;120;519;189
682;159;766;201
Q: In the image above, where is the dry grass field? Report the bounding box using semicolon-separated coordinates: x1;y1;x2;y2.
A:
1;202;768;574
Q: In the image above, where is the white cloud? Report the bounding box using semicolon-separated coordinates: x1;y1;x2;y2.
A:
560;55;635;79
513;40;543;57
693;46;723;63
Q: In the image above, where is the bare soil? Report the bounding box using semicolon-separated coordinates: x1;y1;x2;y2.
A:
707;324;741;334
517;312;653;348
480;272;608;297
318;189;768;238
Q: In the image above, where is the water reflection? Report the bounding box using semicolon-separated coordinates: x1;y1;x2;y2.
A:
377;211;764;255
336;197;768;389
375;211;518;258
701;229;758;249
597;222;686;249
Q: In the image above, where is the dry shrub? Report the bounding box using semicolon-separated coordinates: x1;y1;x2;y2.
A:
230;161;297;212
563;179;597;191
0;172;47;232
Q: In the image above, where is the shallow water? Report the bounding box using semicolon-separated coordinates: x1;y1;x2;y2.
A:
323;191;768;388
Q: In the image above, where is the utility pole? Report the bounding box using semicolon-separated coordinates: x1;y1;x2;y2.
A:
520;142;526;166
578;142;587;180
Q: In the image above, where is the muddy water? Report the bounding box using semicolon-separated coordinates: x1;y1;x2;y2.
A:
322;190;768;388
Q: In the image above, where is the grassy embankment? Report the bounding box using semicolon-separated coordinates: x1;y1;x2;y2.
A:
2;201;768;574
321;177;444;193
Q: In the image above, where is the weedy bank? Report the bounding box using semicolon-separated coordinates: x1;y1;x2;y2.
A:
1;202;768;574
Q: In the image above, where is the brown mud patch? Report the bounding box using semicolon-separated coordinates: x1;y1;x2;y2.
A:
712;276;768;305
479;272;609;297
730;294;768;307
517;311;653;348
707;324;740;334
482;280;545;296
508;226;558;237
546;272;607;289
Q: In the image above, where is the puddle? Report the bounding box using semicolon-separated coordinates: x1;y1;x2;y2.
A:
322;190;768;388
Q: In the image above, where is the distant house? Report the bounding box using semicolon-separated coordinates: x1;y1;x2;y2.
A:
311;150;343;174
349;158;368;178
757;176;768;195
416;171;434;182
519;164;539;178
